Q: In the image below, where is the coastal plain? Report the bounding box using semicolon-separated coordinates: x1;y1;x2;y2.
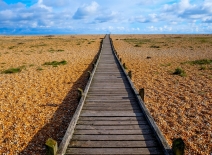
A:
0;34;211;154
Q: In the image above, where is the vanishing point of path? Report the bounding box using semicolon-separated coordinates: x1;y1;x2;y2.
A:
58;35;171;155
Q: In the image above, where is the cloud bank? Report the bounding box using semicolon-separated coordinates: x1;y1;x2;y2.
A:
0;0;212;34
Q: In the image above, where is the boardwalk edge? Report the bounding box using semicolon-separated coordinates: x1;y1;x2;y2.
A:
57;37;104;155
109;35;173;155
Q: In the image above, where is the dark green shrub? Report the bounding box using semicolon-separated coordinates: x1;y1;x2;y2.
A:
43;60;67;67
173;68;186;77
1;66;25;74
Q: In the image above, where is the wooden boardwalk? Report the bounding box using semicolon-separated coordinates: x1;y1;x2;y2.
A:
57;35;171;155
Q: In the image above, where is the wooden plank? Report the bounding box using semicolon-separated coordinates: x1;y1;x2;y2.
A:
84;103;138;106
89;84;129;87
82;106;140;110
86;98;137;101
66;148;163;155
74;129;152;135
84;106;139;109
72;134;156;141
84;105;139;109
84;103;139;107
82;109;141;112
89;88;132;90
75;125;151;130
92;80;129;83
77;120;148;125
82;108;141;112
69;140;158;148
81;111;143;117
79;116;144;121
87;93;134;96
87;95;135;98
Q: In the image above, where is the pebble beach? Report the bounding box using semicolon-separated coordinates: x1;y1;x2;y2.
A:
111;34;212;155
0;35;103;154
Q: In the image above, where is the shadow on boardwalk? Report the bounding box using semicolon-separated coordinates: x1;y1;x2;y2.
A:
20;56;98;155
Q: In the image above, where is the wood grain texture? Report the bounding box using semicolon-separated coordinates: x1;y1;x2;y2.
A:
75;125;151;130
79;116;144;121
72;134;156;141
69;140;158;148
66;148;163;155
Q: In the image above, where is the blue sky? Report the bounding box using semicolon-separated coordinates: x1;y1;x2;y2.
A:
0;0;212;34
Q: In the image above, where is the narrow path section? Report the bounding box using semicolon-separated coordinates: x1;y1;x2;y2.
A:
62;35;170;155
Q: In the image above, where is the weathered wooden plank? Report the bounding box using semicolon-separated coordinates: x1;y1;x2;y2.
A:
82;106;140;110
72;134;156;141
81;109;141;113
84;103;138;106
86;92;134;96
87;95;135;98
77;120;148;125
66;148;163;154
84;103;139;107
92;80;129;82
82;109;141;112
84;105;139;108
74;129;152;135
75;125;151;130
85;101;138;104
86;98;137;101
79;116;144;121
81;111;143;117
82;108;140;111
89;87;132;90
91;82;129;85
69;140;158;148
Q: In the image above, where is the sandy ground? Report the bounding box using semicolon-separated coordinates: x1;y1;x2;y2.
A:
0;35;103;155
111;34;212;155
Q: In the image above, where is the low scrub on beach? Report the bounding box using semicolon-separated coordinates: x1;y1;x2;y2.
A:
186;59;212;65
43;60;67;67
1;66;25;74
173;67;186;77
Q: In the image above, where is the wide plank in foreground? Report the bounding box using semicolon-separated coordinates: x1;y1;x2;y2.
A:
72;134;156;141
66;148;163;155
69;140;158;148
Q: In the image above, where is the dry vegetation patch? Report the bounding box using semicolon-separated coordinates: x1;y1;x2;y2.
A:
111;34;212;155
0;35;103;154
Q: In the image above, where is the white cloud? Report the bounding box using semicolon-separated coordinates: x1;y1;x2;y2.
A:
0;10;14;20
131;13;159;23
203;0;212;13
94;11;118;23
35;0;52;12
163;0;195;14
73;1;99;19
